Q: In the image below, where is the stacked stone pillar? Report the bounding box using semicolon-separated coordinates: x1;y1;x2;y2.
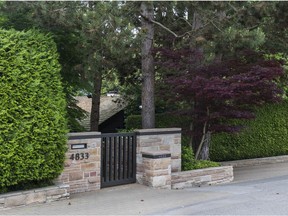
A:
135;128;181;184
142;151;172;189
56;132;101;194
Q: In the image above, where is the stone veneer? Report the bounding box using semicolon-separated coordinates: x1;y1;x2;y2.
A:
142;151;172;189
55;132;101;194
135;128;181;184
0;185;69;210
171;166;234;189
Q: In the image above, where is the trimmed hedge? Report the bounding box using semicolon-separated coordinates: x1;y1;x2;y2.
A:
210;101;288;161
0;29;67;190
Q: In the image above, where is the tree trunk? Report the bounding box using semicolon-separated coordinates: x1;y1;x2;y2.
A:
194;130;211;160
193;106;211;160
200;131;211;160
90;71;102;131
141;1;155;129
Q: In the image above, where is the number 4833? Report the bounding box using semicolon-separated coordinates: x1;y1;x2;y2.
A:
70;153;89;160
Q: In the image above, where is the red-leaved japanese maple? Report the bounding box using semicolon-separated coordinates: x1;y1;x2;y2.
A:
158;49;284;159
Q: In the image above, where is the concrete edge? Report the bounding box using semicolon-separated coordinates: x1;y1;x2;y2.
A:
220;155;288;167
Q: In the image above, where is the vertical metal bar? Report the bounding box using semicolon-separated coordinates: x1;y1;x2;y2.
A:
118;136;122;180
116;136;118;180
109;136;112;182
123;135;127;179
104;137;109;183
101;137;104;184
128;135;133;179
127;135;130;178
132;134;136;181
111;136;114;181
111;137;113;182
101;137;107;182
114;136;117;181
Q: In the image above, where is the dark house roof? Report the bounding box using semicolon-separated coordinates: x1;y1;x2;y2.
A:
76;95;127;131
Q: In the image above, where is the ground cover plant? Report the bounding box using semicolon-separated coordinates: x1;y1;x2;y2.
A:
0;29;67;193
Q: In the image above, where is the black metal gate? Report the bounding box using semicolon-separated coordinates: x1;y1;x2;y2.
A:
101;133;136;188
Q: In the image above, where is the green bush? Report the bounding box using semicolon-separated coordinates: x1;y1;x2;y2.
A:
0;29;67;190
210;101;288;161
125;113;191;130
181;145;195;171
182;145;220;171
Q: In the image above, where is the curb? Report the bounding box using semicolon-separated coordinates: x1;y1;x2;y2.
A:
220;155;288;168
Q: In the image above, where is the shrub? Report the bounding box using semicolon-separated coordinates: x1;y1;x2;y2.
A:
182;145;220;171
0;29;67;190
181;145;195;171
210;101;288;161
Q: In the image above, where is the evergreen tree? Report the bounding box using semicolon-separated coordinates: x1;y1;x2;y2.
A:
0;1;136;131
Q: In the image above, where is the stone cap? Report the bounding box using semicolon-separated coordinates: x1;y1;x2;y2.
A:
135;128;181;136
68;132;101;140
142;151;171;159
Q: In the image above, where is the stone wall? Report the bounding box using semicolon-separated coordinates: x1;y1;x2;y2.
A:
53;130;233;193
0;185;69;210
135;128;181;184
55;132;102;194
171;166;234;189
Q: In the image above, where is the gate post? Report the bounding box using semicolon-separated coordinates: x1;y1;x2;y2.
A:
142;151;171;189
56;132;102;194
135;128;181;184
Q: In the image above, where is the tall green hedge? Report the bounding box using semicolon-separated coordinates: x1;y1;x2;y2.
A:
210;101;288;161
0;29;67;189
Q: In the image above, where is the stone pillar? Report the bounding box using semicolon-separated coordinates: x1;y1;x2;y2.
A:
55;132;101;194
142;151;172;189
135;128;181;184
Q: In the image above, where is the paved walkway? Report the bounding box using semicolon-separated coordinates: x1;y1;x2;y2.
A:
2;162;288;215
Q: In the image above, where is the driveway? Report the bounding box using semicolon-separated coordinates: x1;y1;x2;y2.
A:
2;162;288;215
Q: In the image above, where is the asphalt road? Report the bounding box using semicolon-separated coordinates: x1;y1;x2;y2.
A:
2;162;288;215
155;173;288;215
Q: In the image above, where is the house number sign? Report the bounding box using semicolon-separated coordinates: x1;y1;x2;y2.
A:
70;152;89;160
70;143;89;160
